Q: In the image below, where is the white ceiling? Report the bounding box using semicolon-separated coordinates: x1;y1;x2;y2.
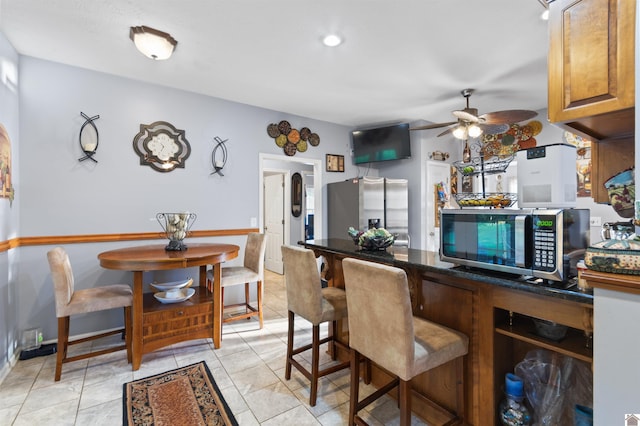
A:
0;0;550;129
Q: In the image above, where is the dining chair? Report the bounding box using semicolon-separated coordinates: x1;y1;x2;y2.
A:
281;245;351;406
47;247;132;381
342;257;469;426
206;232;267;328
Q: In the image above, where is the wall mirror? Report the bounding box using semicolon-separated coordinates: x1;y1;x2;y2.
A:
292;172;302;217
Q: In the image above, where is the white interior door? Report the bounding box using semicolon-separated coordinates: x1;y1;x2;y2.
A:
425;160;451;252
264;173;285;274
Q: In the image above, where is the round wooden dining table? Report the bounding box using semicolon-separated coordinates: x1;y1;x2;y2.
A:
98;243;239;370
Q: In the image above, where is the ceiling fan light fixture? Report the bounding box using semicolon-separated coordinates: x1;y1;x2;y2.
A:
468;124;483;138
452;125;467;140
130;26;177;60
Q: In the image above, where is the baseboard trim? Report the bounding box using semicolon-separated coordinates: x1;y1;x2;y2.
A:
0;350;20;386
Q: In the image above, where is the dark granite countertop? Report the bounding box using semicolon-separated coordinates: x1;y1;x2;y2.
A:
302;239;593;305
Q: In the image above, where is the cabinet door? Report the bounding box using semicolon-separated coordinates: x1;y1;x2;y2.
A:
548;0;635;139
591;137;634;203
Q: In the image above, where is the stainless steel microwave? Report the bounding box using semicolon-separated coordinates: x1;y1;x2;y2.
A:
440;209;590;282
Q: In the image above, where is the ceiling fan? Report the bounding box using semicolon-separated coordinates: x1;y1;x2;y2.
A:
410;89;538;140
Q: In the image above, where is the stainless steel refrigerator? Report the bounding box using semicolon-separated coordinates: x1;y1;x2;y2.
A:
327;177;409;240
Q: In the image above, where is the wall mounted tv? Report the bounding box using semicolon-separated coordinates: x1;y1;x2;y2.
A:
351;123;411;165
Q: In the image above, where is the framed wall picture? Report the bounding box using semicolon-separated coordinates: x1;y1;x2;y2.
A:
326;154;344;172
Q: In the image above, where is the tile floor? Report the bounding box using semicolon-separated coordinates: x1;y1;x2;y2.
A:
0;270;428;425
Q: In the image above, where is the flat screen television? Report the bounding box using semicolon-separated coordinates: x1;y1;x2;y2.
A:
351;123;411;165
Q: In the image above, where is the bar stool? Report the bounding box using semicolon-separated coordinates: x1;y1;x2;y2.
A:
342;257;468;426
47;247;132;381
281;245;351;406
206;232;267;328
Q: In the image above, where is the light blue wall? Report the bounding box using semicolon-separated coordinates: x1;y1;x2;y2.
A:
0;31;20;377
4;53;362;375
18;56;354;236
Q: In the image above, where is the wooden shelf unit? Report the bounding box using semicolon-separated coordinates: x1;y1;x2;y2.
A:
142;288;214;354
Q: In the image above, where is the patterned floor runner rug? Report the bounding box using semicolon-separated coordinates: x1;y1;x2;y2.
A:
123;361;238;426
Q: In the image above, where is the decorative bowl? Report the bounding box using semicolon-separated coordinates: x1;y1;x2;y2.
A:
532;318;568;341
157;212;197;251
348;227;395;251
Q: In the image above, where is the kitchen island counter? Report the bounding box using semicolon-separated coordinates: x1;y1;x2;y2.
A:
301;239;594;425
304;239;593;305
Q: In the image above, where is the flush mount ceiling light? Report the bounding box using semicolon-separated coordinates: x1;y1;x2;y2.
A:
322;34;343;47
129;26;177;60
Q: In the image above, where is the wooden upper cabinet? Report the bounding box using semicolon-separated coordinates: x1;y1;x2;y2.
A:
548;0;635;140
591;136;634;203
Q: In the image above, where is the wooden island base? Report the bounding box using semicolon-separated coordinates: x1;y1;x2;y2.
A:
304;240;593;426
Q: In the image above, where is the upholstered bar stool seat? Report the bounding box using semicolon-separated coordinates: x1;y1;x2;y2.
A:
281;245;351;407
342;257;469;426
47;247;132;381
206;232;267;328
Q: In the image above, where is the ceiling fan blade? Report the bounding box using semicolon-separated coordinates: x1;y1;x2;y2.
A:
479;110;538;124
437;126;455;137
410;121;457;131
479;123;510;135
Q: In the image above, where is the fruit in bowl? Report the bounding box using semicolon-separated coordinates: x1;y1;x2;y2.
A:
348;227;395;250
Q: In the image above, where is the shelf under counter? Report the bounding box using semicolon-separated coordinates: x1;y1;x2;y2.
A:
495;318;592;363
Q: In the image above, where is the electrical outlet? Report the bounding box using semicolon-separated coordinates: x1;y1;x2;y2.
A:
250;217;257;227
590;216;602;227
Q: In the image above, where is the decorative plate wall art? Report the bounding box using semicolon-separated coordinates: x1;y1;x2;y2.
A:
480;120;543;157
267;120;320;156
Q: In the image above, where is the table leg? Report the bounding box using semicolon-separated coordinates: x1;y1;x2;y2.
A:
132;271;144;370
213;263;222;348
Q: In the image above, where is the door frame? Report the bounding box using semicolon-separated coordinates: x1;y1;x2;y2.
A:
259;153;323;245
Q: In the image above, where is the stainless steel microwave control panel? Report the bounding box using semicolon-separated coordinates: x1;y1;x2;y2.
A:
533;228;556;271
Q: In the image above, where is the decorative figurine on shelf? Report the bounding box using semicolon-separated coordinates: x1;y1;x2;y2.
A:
157;212;197;251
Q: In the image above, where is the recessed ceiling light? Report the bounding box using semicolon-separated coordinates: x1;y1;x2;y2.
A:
322;34;343;47
540;9;549;20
